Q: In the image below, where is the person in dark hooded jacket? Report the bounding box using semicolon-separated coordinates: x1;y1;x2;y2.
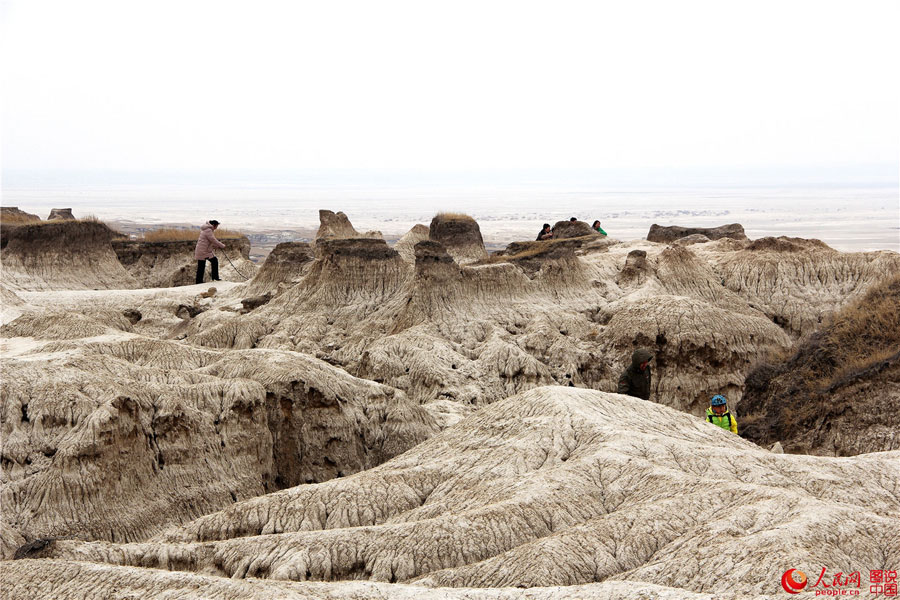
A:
617;347;653;400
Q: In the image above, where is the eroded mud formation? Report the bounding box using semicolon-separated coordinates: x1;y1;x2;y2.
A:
0;220;138;290
243;241;314;297
2;210;899;599
1;334;436;551
6;389;899;599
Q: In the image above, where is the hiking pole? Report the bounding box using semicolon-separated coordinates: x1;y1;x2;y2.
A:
215;249;251;281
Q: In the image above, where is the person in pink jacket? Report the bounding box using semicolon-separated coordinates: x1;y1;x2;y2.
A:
195;220;226;284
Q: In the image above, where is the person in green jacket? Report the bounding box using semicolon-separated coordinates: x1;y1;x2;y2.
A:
591;220;607;236
706;394;738;434
617;348;653;400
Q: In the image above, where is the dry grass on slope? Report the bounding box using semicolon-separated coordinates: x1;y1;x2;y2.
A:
0;213;107;226
823;275;900;383
741;273;900;454
135;227;245;242
776;273;900;391
476;237;577;265
0;212;41;225
434;212;476;222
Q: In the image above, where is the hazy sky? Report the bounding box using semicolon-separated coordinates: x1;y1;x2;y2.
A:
1;0;898;173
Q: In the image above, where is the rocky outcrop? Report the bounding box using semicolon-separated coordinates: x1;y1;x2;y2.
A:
240;293;272;313
740;274;900;455
0;207;41;224
551;219;597;239
315;210;382;242
316;210;359;240
745;235;831;252
314;237;399;262
615;249;651;286
647;223;747;243
16;388;899;598
393;224;430;264
429;213;488;264
487;239;582;277
243;242;314;297
0;220;138;291
112;236;257;287
414;239;457;268
47;208;76;221
673;233;710;245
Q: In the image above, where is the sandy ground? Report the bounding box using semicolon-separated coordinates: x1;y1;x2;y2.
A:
14;282;244;311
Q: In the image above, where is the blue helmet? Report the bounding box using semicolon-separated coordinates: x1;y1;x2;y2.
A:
711;395;727;406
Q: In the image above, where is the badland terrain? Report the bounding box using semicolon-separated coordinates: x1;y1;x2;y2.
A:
1;207;898;599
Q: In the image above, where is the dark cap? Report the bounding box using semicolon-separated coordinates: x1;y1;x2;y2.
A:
209;220;220;226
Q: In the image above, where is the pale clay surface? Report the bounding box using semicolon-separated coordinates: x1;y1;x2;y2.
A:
1;213;899;598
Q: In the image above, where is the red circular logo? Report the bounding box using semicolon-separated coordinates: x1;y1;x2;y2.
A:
782;569;808;594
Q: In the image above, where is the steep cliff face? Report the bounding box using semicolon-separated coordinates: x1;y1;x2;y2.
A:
0;221;138;291
113;236;257;287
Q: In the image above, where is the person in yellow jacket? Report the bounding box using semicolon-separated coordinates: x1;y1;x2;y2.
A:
706;394;738;434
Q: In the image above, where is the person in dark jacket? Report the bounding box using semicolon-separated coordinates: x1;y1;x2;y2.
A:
195;220;226;284
617;347;653;400
536;223;553;241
